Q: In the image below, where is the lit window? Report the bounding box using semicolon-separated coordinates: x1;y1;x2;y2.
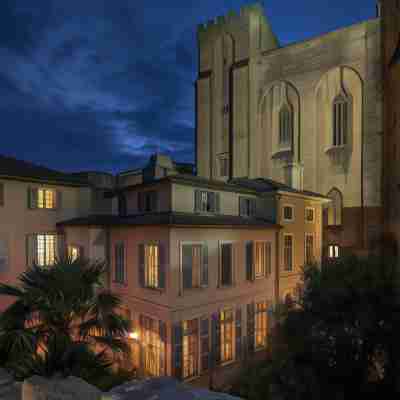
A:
255;242;271;278
239;197;256;217
279;103;293;147
284;235;293;271
220;243;233;286
305;208;315;223
182;244;208;290
29;188;58;210
328;245;340;259
114;243;125;283
333;94;350;147
255;301;268;349
283;206;294;221
145;244;159;288
36;234;57;267
305;234;314;265
220;310;234;363
68;246;81;262
182;319;199;379
140;316;164;377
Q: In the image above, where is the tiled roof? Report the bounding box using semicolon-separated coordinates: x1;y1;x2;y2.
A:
0;154;89;186
57;212;280;229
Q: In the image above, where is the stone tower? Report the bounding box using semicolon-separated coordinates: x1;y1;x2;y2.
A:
196;3;278;181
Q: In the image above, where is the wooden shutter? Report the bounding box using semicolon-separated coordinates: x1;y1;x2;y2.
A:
235;308;242;361
138;244;145;287
247;302;255;354
159;321;167;376
266;243;272;276
250;199;257;217
0;183;4;207
246;241;254;281
182;244;193;290
158;242;166;289
194;190;201;212
26;234;37;267
56;190;62;211
173;322;183;379
211;312;221;367
151;191;158;212
27;187;38;209
201;244;208;287
200;318;210;372
0;239;8;272
221;243;232;286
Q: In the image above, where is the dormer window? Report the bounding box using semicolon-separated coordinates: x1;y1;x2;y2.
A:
279;103;293;147
194;190;220;214
333;94;350;147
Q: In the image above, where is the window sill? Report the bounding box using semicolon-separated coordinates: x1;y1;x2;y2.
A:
324;144;347;155
220;359;236;368
142;286;164;293
271;147;293;160
181;286;208;295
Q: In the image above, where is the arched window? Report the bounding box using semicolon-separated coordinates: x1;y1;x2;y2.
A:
332;94;350;147
279;104;293;147
327;188;343;226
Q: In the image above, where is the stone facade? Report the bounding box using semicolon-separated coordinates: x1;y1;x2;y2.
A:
196;3;384;255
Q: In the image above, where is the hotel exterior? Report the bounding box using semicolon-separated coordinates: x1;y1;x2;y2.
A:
0;0;399;388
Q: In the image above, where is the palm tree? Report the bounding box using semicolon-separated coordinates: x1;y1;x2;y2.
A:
0;257;131;385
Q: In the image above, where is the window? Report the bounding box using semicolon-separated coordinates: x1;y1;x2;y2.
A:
255;242;272;278
328;245;340;259
283;205;294;222
305;207;315;223
182;319;199;379
26;234;61;267
305;234;314;265
145;244;159;288
255;301;268;349
0;183;4;206
194;190;220;213
28;188;59;210
283;234;293;271
68;245;81;262
239;197;256;217
0;239;9;272
220;243;233;286
279;103;293;147
220;310;234;363
219;157;229;178
333;94;350;147
114;242;125;283
140;316;165;377
181;244;208;290
327;188;343;226
200;318;210;373
138;191;158;213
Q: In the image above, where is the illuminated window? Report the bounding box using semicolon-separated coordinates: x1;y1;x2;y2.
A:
182;319;199;379
255;242;271;278
305;234;314;265
141;316;164;377
145;244;159;288
182;244;208;290
220;243;233;286
283;205;294;222
68;246;81;262
36;234;57;267
279;103;293;147
333;94;350;147
220;310;234;363
283;234;293;271
28;188;58;210
255;301;268;349
328;245;340;259
305;207;315;223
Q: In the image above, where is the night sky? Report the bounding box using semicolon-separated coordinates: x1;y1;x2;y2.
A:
1;0;376;173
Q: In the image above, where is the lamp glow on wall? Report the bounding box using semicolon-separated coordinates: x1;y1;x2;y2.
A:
129;331;139;340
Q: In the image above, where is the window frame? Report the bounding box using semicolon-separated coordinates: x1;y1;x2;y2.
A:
305;233;315;265
218;155;229;178
197;190;218;214
220;309;235;365
254;301;268;350
328;244;340;259
239;197;257;218
144;243;160;289
282;204;295;222
219;241;234;288
283;233;294;272
68;244;82;262
180;241;208;292
279;103;294;148
332;93;350;147
305;207;315;223
254;241;272;279
182;318;199;380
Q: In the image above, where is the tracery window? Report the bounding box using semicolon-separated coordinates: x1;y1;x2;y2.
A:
279;104;293;147
327;188;343;226
332;94;350;147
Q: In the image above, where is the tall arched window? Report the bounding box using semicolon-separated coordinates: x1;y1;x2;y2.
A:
332;94;350;147
327;188;343;226
279;104;293;147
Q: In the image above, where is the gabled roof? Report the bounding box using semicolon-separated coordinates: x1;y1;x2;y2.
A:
0;154;89;186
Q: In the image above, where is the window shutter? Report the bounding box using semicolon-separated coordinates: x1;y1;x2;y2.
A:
194;190;201;212
0;239;8;272
211;312;221;367
266;242;272;276
151;191;158;212
182;244;193;290
235;308;242;361
56;190;62;211
28;187;37;209
26;234;37;267
158;243;166;289
250;199;257;217
173;322;183;379
137;192;143;213
239;197;246;216
159;321;167;375
215;193;221;213
246;241;254;281
221;243;232;286
0;183;4;206
138;244;145;287
56;234;66;261
201;244;208;287
200;318;210;372
247;302;255;354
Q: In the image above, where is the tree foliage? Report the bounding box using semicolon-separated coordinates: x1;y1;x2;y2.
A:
234;255;400;399
0;257;132;387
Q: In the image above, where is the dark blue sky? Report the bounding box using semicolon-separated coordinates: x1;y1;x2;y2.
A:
0;0;376;173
